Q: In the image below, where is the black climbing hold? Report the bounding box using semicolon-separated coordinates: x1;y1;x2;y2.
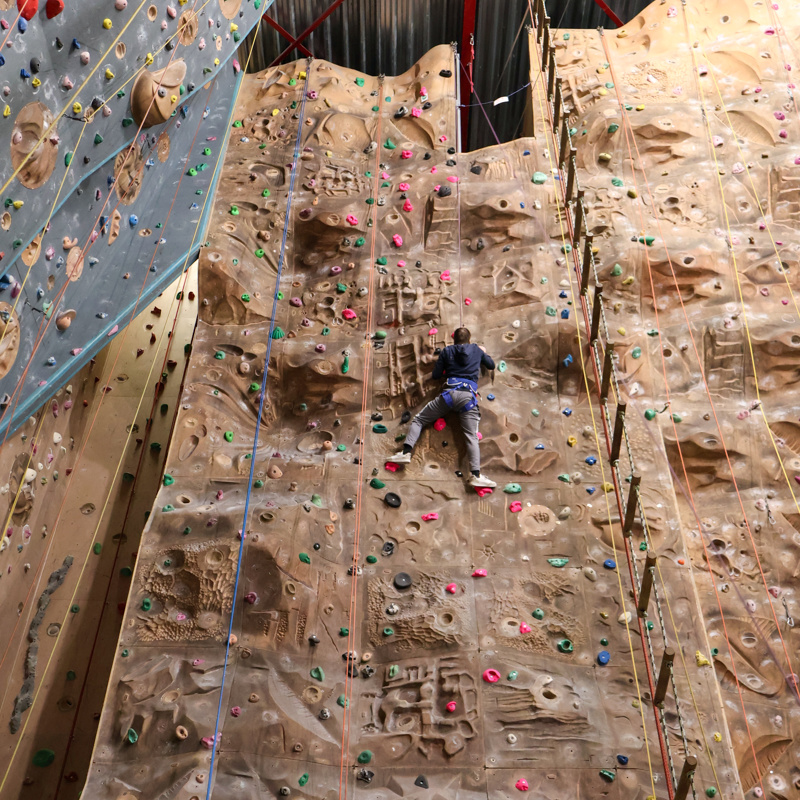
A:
187;82;196;92
394;572;412;590
439;69;452;77
357;770;374;784
447;147;455;154
342;238;352;246
308;634;320;645
165;39;174;50
415;260;422;267
313;542;321;550
455;471;463;477
30;58;40;74
400;193;407;199
415;776;429;789
476;238;485;250
83;156;90;164
371;412;383;421
382;541;395;556
361;664;375;678
441;441;448;447
348;663;359;678
422;101;432;110
55;37;63;49
91;97;103;110
401;410;411;424
394;106;408;118
470;165;482;174
437;186;452;198
446;159;456;167
344;498;356;509
433;348;442;355
423;152;432;160
502;245;511;252
384;492;401;508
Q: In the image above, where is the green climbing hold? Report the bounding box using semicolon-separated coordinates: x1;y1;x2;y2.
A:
126;728;139;744
299;773;309;786
187;168;198;177
384;138;397;149
563;32;570;39
639;541;648;552
611;263;622;276
183;527;191;535
599;769;616;782
336;444;346;451
120;566;133;577
67;670;76;680
531;409;540;416
162;504;175;512
388;664;399;678
507;671;519;681
203;148;211;156
545;306;556;317
647;620;655;630
241;293;251;302
608;123;619;133
644;408;656;420
376;257;387;266
600;637;609;646
255;248;265;258
365;197;375;204
383;627;394;636
276;291;284;299
532;608;544;620
558;639;574;653
214;350;225;359
232;120;243;128
532;171;547;184
93;542;102;555
272;327;285;339
357;751;373;763
372;105;379;112
370;478;386;489
341;355;350;374
262;189;270;197
503;483;522;493
121;649;129;657
253;480;264;488
638;235;655;246
64;152;73;166
548;557;569;567
122;116;134;127
336;282;348;293
94;133;104;145
230;205;239;215
311;494;323;507
141;598;152;611
372;424;388;433
355;77;365;87
671;413;683;423
337;695;349;707
310;666;325;681
33;749;55;767
561;244;572;253
224;431;234;443
373;330;387;340
557;473;571;483
163;473;174;486
611;177;624;187
250;382;260;392
354;236;366;247
631;347;642;359
299;552;311;564
705;789;717;798
366;555;378;563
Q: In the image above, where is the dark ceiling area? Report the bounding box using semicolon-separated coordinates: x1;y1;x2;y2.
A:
241;0;650;151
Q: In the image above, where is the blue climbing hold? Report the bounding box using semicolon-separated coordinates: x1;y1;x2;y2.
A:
561;309;569;319
20;68;30;79
603;559;616;570
597;650;611;665
523;150;531;156
535;443;545;450
72;38;81;49
559;290;568;298
18;18;27;32
487;394;495;401
0;55;5;67
46;356;56;366
585;456;597;465
562;354;573;367
617;755;629;766
586;487;596;494
129;215;138;227
563;408;572;416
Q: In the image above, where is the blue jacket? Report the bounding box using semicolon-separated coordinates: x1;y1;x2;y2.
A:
431;343;495;392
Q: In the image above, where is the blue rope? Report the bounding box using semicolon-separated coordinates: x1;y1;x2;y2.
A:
203;63;311;800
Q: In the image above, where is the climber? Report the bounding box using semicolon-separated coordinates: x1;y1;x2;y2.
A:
391;327;497;488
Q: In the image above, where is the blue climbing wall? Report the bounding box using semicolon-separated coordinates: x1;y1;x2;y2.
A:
0;0;272;433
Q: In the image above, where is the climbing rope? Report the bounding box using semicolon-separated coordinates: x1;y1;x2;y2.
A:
203;48;309;800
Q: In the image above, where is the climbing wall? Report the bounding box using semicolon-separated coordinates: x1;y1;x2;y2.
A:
0;0;269;434
549;0;800;794
80;33;746;800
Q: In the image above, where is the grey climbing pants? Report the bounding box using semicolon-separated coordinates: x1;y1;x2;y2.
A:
405;390;481;473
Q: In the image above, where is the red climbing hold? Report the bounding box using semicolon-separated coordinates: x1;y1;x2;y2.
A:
509;501;522;513
482;669;501;683
472;568;487;577
473;486;493;497
433;418;446;431
45;0;64;18
445;583;457;594
17;0;38;20
446;701;457;712
515;778;530;791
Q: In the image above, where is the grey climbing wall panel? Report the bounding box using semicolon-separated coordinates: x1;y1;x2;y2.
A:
0;0;272;433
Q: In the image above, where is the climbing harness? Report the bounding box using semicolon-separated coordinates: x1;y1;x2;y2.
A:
441;378;479;412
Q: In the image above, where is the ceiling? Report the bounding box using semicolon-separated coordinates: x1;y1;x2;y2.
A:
240;0;650;150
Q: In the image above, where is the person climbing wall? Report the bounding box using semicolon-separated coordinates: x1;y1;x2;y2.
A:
391;327;496;488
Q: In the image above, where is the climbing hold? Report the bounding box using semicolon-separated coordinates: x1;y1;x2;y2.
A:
603;559;616;570
696;651;711;667
547;557;569;567
310;666;325;681
32;749;55;767
599;769;616;782
515;779;530;791
224;431;234;443
482;669;501;683
126;728;139;744
532;608;544;620
415;776;429;788
557;639;574;653
445;583;458;594
597;650;611;665
384;492;401;508
532;172;547;184
299;552;311;564
357;751;373;764
394;572;412;589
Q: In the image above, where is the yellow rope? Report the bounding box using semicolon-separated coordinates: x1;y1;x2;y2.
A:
531;33;658;798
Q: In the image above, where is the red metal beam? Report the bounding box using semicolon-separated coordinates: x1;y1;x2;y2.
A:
269;0;347;67
593;0;623;27
459;0;478;141
263;13;313;58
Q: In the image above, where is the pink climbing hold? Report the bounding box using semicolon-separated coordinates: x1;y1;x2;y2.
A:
440;271;451;281
400;150;413;159
430;166;438;173
447;175;458;183
397;260;406;267
244;592;257;603
482;668;501;683
52;401;58;417
439;135;448;142
216;490;224;500
445;583;458;594
476;432;483;440
446;701;457;712
176;613;187;621
232;58;241;74
70;348;83;356
342;308;357;320
472;568;487;577
473;486;492;497
107;325;119;336
403;199;413;211
515;779;530;791
230;706;241;717
520;621;532;633
201;734;221;749
346;214;358;225
433;418;446;431
398;182;410;191
192;659;204;666
411;107;421;117
768;586;781;597
384;461;399;472
392;233;403;247
509;501;522;513
780;129;788;138
421;512;439;521
381;172;390;180
429;327;438;336
464;298;472;305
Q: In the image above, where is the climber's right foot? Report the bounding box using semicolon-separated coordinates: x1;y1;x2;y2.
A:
389;451;412;464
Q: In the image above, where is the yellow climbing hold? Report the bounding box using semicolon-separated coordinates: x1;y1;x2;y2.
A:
695;650;711;667
622;276;635;285
326;150;332;157
597;66;606;73
617;30;628;38
103;17;112;28
272;108;280;116
299;70;307;79
602;482;614;493
214;58;220;66
617;327;626;336
145;52;154;65
230;22;238;31
3;105;10;118
12;200;23;210
32;77;41;87
171;94;178;103
713;732;722;742
105;68;115;80
73;102;82;114
567;436;577;447
598;88;608;96
635;104;645;111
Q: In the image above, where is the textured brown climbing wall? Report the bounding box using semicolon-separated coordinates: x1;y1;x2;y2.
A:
548;0;800;796
81;29;751;800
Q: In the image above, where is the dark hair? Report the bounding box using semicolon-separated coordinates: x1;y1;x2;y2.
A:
453;327;471;344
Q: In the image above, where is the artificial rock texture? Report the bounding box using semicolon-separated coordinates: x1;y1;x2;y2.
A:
82;32;754;800
550;0;800;795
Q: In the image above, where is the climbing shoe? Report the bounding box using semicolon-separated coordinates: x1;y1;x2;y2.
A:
468;473;496;488
389;451;412;464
